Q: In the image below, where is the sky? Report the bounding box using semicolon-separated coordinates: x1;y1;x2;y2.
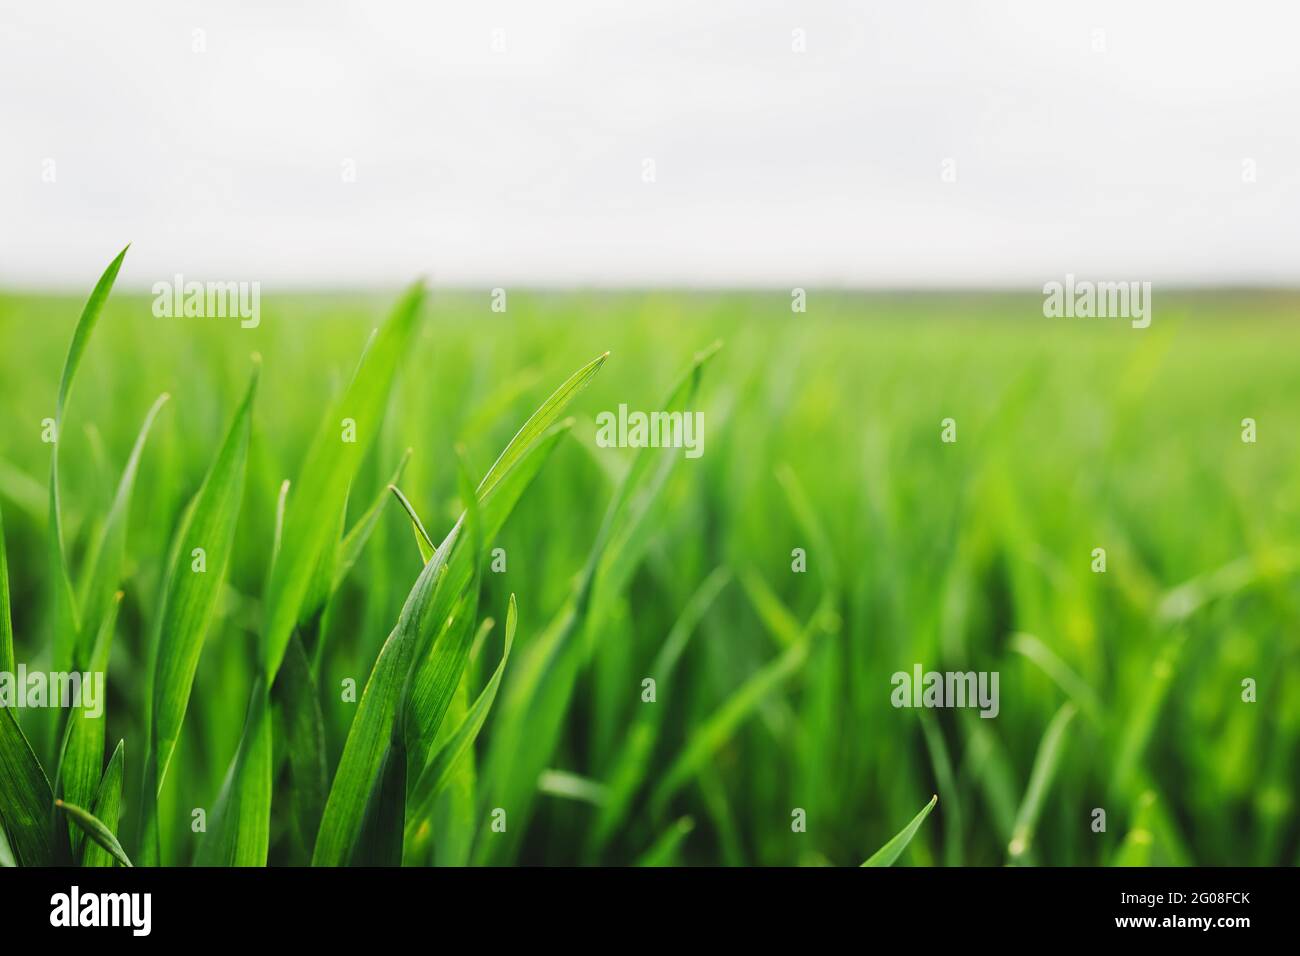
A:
1;0;1297;289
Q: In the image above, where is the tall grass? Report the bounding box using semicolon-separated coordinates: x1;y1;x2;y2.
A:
0;259;1297;866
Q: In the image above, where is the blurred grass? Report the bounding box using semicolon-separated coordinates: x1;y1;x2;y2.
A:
0;287;1297;866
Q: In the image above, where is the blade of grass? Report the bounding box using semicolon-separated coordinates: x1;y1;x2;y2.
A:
46;245;130;679
262;284;425;681
635;817;694;867
150;360;258;790
1010;632;1103;725
139;360;258;865
1007;702;1077;863
404;593;515;845
589;566;730;854
83;739;124;867
274;634;328;858
650;636;811;815
77;392;169;662
312;552;449;865
390;485;435;564
399;451;482;767
861;794;938;866
195;679;272;866
55;799;131;867
0;706;64;865
56;590;121;851
538;769;608;806
477;344;720;864
918;714;963;866
331;450;412;594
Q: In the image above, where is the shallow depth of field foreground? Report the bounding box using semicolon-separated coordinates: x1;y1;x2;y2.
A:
0;268;1296;867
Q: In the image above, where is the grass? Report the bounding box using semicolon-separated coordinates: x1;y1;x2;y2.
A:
0;254;1297;866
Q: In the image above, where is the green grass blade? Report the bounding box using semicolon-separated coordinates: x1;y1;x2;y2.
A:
650;637;810;814
83;739;125;867
57;590;120;850
150;360;259;790
399;451;483;762
537;769;608;806
918;715;963;866
274;634;328;859
476;345;720;864
635;817;694;867
861;795;938;867
405;594;516;841
55;798;131;867
1010;632;1103;725
389;484;436;564
590;566;731;854
476;351;608;502
1007;702;1077;863
311;551;452;865
77;392;169;660
195;680;272;866
46;245;130;678
738;566;804;648
404;421;573;769
349;737;406;866
331;449;412;593
262;284;425;681
0;706;63;865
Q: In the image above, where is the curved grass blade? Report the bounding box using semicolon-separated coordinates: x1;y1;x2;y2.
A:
636;817;694;867
1010;632;1103;725
150;360;259;790
47;246;129;686
331;449;412;593
390;484;435;564
349;736;406;866
399;451;482;765
589;566;730;854
538;769;607;806
861;794;938;867
476;351;607;502
477;344;720;864
78;392;169;660
57;590;121;850
0;706;64;865
919;715;962;866
195;679;272;866
311;552;451;865
404;593;515;845
1007;702;1077;863
274;634;328;858
650;636;810;814
55;799;131;867
262;284;425;681
404;421;573;770
83;739;124;867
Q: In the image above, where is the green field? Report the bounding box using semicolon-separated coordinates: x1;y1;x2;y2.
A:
1;263;1297;866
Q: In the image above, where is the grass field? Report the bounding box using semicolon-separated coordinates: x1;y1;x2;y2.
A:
1;261;1297;866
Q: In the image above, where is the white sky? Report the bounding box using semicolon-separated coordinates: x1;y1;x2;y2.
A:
1;1;1297;289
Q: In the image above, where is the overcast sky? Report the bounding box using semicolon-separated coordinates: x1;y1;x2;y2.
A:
1;1;1297;289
